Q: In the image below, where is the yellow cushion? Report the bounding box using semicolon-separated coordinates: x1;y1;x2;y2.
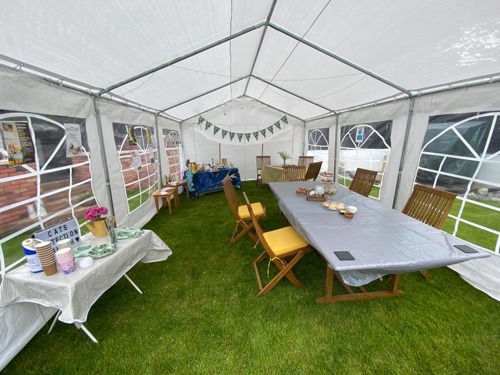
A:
263;226;308;257
238;202;265;219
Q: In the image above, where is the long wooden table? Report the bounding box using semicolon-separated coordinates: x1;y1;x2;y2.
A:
268;181;490;303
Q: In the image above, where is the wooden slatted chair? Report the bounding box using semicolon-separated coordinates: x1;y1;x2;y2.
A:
298;156;314;169
283;165;306;182
304;161;323;181
402;183;457;279
243;192;311;296
222;175;266;245
349;168;378;197
256;155;271;187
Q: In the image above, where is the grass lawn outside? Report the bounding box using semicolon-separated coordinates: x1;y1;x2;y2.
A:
2;181;499;374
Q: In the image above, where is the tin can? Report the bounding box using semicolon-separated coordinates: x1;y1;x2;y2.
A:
22;238;43;273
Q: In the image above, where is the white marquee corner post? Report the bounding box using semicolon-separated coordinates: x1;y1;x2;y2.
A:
92;97;115;217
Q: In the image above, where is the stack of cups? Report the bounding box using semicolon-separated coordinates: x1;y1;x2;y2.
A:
55;247;75;274
56;238;71;252
34;241;58;276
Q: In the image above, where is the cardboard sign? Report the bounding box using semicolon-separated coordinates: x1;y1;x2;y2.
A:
33;219;81;250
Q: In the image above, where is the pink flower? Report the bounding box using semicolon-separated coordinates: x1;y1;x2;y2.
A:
84;206;109;221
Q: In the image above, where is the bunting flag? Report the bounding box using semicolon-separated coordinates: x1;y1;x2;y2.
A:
196;115;288;143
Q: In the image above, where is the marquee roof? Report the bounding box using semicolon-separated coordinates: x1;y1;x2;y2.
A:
1;0;499;121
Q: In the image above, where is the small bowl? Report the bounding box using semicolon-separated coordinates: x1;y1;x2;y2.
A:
346;206;358;214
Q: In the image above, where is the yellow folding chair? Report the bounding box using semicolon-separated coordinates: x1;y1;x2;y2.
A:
222;175;266;244
243;192;310;296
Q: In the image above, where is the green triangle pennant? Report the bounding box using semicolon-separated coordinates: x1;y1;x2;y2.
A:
213;126;220;135
253;131;259;140
237;133;244;142
229;132;236;141
267;125;274;134
245;133;251;142
221;129;228;139
205;121;213;130
281;115;288;124
260;129;266;138
198;116;204;125
274;121;281;130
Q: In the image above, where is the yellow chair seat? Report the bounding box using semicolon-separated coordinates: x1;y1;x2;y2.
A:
263;226;308;257
238;202;265;220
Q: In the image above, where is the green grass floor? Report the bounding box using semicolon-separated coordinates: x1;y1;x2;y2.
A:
4;181;500;374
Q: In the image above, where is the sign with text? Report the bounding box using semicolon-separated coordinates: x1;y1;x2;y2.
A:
33;219;81;250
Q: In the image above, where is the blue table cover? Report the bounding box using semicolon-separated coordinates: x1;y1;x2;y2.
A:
191;167;241;195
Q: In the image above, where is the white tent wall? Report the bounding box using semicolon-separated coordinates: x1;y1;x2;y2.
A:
336;100;411;206
0;68;106;370
394;82;500;301
304;116;336;172
157;116;182;182
97;100;160;229
181;97;304;181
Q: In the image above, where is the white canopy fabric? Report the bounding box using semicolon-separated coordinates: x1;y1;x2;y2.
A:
1;0;499;121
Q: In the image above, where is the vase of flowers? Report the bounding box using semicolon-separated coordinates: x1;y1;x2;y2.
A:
278;151;290;166
83;206;110;237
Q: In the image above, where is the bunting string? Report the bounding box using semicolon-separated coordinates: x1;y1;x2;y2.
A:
196;115;288;143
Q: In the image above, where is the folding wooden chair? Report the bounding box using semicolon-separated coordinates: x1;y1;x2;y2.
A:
243;192;311;296
349;168;378;197
304;161;323;181
256;155;271;187
283;165;306;181
298;156;314;169
402;183;457;279
222;175;266;245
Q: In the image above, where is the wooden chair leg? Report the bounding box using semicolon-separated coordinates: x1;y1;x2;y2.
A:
257;251;306;296
230;221;258;244
419;270;432;280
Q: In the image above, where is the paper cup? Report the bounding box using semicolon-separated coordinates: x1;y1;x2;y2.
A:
41;262;58;277
57;258;75;274
56;238;71;251
55;247;74;263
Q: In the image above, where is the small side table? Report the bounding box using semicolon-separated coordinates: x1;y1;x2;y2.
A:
153;188;178;215
166;179;190;200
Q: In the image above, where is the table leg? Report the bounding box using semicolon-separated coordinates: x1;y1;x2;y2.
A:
154;195;160;213
47;310;62;334
316;272;404;304
75;323;99;344
124;273;143;294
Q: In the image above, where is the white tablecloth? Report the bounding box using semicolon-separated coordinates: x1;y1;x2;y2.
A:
0;230;172;324
269;181;490;286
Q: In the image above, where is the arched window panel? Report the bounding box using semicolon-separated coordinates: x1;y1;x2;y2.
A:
0;111;92;275
113;123;158;213
163;129;183;182
307;128;329;172
338;120;392;199
416;112;500;254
